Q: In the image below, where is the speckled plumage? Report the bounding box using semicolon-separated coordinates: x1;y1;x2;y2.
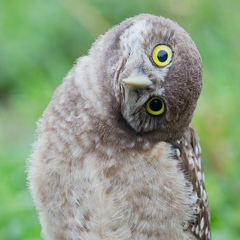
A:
28;14;210;240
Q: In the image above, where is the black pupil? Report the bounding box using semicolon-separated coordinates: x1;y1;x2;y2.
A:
150;99;163;111
157;50;168;62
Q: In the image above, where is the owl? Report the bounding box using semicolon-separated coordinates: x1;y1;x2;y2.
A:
28;14;210;240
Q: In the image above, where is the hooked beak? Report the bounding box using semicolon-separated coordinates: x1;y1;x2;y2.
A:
122;73;152;88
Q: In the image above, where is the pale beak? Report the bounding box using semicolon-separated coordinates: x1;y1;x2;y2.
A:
122;74;152;88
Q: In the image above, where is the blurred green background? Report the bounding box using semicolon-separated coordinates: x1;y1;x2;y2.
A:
0;0;239;239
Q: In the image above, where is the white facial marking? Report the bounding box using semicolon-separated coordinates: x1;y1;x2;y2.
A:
120;19;170;82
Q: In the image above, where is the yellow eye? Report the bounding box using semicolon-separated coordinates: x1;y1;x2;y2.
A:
152;45;173;67
146;97;165;116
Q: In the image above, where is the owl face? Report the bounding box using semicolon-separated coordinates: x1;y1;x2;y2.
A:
89;14;202;142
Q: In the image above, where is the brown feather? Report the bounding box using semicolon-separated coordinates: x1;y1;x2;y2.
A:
171;125;211;239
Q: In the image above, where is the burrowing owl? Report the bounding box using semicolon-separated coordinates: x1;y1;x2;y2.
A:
28;14;211;240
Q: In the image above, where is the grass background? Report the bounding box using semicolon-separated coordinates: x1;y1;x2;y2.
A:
0;0;239;239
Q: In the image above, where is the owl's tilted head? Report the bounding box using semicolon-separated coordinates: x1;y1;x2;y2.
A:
86;14;202;143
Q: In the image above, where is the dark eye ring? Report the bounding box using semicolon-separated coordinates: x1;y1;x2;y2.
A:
146;97;165;116
152;45;173;67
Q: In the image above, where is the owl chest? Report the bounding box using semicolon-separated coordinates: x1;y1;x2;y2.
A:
76;144;195;239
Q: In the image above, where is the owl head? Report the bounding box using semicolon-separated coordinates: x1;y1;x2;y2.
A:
86;14;202;143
